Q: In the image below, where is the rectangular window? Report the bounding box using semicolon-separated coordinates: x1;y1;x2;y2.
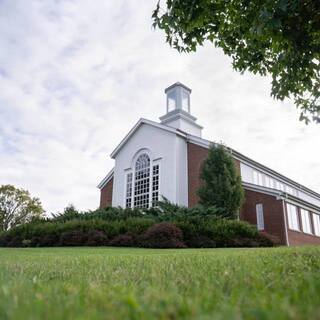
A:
256;203;264;230
258;173;263;186
269;178;274;188
265;176;270;188
301;209;312;234
152;164;160;206
286;203;300;231
313;214;320;236
253;171;258;185
125;173;133;208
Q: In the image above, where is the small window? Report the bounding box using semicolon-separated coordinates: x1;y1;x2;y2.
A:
258;173;263;186
125;173;133;208
152;164;160;206
134;154;150;208
286;203;300;231
313;214;320;236
301;209;312;234
167;91;176;112
253;171;258;185
269;178;274;188
265;176;270;188
256;203;264;230
181;89;189;112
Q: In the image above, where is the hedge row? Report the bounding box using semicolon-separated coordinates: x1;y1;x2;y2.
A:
0;217;279;248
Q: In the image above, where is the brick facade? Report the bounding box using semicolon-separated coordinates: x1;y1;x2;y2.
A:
284;204;320;246
240;189;287;244
187;142;209;207
99;141;320;246
100;178;113;208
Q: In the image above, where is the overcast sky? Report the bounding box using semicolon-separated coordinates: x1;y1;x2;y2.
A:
1;0;319;214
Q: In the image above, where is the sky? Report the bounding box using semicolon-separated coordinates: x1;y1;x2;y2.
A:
0;0;319;215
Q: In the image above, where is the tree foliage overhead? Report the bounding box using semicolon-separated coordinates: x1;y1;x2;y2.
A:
197;144;244;218
153;0;320;123
0;185;44;231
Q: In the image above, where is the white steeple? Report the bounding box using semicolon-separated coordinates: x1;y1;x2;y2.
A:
160;82;203;137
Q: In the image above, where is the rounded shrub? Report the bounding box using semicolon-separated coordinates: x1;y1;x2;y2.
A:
60;230;88;246
110;233;136;247
139;222;186;248
86;230;108;246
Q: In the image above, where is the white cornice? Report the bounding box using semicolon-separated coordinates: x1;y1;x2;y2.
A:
97;168;114;189
110;118;186;159
243;182;320;213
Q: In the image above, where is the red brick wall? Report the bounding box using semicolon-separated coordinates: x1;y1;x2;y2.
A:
187;142;241;207
240;189;287;244
100;178;113;208
187;142;209;207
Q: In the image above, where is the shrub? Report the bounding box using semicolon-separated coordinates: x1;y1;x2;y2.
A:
110;233;136;247
60;230;88;246
257;232;280;247
8;236;22;247
38;233;59;247
185;235;216;248
139;222;186;248
86;230;108;246
22;239;32;247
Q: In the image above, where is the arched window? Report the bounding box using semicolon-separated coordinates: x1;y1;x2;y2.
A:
125;153;160;209
133;154;150;208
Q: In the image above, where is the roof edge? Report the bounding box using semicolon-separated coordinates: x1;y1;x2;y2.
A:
187;136;320;201
97;168;114;189
110;118;186;159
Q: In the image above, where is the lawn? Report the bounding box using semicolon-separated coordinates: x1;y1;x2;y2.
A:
0;247;320;319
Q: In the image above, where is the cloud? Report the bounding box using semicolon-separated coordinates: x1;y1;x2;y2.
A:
0;0;319;214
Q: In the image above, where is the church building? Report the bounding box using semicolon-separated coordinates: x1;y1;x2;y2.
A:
98;82;320;246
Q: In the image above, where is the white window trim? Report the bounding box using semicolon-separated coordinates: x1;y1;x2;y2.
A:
286;203;300;232
124;152;162;209
312;213;320;237
124;171;133;208
256;203;265;231
151;161;161;207
301;209;312;235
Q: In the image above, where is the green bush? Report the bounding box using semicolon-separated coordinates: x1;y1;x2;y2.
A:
0;206;278;248
139;222;186;248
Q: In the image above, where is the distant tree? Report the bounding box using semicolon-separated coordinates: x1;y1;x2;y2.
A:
197;144;244;218
153;0;320;123
0;185;44;231
51;204;81;222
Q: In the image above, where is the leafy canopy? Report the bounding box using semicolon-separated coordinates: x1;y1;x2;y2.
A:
0;184;44;231
197;144;244;218
153;0;320;123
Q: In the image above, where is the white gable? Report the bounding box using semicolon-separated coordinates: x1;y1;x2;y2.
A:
111;122;188;207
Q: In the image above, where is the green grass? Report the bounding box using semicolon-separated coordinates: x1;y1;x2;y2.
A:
0;247;320;320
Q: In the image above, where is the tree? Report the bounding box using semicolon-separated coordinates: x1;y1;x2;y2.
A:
0;185;44;231
197;144;244;218
152;0;320;123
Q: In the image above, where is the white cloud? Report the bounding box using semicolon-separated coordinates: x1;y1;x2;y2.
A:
0;0;319;214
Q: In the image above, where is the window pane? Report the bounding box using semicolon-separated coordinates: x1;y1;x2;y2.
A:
287;203;300;231
256;203;264;230
152;164;160;207
134;154;150;208
313;214;320;236
253;171;258;184
301;209;312;234
167;91;176;112
125;173;133;208
181;89;189;112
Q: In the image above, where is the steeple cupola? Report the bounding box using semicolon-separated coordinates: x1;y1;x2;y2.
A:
160;82;203;137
